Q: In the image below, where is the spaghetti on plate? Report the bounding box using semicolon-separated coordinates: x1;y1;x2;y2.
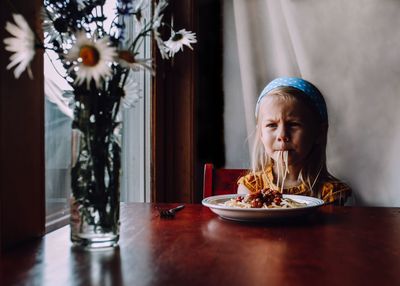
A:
222;189;307;209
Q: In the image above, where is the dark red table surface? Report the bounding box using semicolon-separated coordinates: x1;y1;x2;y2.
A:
1;203;400;286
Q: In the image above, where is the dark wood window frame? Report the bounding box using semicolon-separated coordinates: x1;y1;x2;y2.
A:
151;0;198;203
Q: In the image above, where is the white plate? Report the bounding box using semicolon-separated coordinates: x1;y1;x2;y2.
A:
202;194;325;222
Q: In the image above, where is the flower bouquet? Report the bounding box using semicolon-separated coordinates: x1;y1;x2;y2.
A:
4;0;196;249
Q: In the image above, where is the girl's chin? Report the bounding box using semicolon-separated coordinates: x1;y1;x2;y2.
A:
271;153;299;166
273;149;293;153
272;158;293;165
272;151;292;158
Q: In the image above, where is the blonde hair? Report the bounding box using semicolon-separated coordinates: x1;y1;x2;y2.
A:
251;87;329;196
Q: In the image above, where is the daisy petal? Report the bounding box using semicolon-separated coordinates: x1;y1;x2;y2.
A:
3;14;35;79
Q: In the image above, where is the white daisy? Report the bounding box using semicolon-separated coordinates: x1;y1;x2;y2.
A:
66;32;116;88
152;0;169;59
117;50;154;74
121;73;142;109
3;14;36;79
164;29;197;58
154;30;169;60
153;0;168;30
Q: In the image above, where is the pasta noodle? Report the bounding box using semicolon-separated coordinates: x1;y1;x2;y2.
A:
223;198;306;209
275;150;289;192
223;189;307;209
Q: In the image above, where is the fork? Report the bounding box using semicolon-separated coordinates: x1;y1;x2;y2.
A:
159;205;185;218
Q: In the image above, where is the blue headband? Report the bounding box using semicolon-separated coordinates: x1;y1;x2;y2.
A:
255;77;328;121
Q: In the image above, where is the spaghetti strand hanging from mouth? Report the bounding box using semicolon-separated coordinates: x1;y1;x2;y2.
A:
275;150;289;192
280;150;289;192
276;151;282;192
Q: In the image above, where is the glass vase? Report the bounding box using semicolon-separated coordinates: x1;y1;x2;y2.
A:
70;87;122;249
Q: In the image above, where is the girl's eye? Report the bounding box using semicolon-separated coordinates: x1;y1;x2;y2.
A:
288;122;301;127
265;123;277;128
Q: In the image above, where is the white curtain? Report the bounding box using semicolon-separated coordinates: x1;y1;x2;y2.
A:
223;0;400;206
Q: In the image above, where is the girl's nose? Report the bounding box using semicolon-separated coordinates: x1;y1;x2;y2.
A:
277;126;289;142
277;135;289;142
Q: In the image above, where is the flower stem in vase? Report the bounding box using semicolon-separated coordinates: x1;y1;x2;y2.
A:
70;85;121;249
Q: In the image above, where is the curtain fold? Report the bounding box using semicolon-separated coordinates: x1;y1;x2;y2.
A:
232;0;258;151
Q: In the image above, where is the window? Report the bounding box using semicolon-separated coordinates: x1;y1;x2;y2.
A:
44;56;74;231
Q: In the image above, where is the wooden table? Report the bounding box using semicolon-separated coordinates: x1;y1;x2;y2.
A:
1;203;400;285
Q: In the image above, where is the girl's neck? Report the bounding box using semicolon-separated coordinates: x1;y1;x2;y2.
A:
272;164;302;188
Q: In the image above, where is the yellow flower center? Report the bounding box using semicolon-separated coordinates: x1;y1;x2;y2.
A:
79;45;100;66
118;51;135;63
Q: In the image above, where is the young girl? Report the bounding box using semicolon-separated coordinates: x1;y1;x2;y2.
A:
237;77;351;205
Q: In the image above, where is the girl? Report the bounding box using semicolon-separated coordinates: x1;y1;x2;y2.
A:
237;77;351;205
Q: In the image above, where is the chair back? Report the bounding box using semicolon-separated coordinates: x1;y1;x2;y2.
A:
203;163;248;198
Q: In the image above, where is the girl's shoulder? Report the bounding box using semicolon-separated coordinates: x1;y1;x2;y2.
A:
238;169;266;180
237;167;272;184
237;169;271;193
321;177;351;191
319;176;352;205
237;170;263;186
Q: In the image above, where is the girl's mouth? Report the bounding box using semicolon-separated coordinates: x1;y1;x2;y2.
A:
274;144;292;151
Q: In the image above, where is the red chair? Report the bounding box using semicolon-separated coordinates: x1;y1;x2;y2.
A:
203;163;248;198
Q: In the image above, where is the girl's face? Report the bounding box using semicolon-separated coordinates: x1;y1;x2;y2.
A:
259;95;320;167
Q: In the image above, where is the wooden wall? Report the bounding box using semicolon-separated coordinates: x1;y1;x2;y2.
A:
0;0;45;251
152;0;224;203
152;0;198;203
